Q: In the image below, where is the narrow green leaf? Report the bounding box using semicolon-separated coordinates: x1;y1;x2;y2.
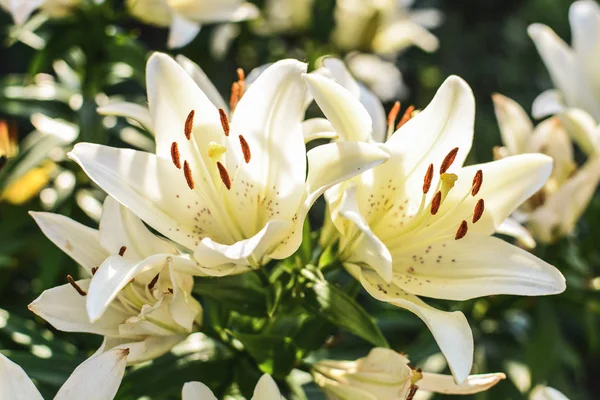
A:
194;273;268;317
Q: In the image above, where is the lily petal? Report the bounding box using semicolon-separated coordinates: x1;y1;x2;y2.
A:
54;348;128;400
182;382;218;400
570;0;600;101
532;89;564;119
303;73;373;142
492;93;533;155
97;102;153;132
530;385;570;400
175;55;229;112
373;19;439;54
98;335;187;365
497;217;536;249
252;374;282;400
194;220;293;274
167;14;201;49
419;372;506;394
302;118;337;142
29;211;108;274
166;1;259;23
528;23;600;120
69;143;221;250
28;280;124;336
390;234;565;301
0;353;43;400
269;141;390;260
358;269;473;384
559;108;600;156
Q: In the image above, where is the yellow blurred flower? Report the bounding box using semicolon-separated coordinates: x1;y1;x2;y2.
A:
2;161;55;205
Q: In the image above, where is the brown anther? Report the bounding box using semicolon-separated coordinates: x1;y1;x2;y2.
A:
430;191;442;215
184;110;195;140
170;142;181;169
91;267;98;275
230;82;241;112
396;105;415;129
129;278;135;284
167;288;173;294
440;147;459;174
183;161;195;190
455;220;468;240
217;162;232;190
118;246;127;256
148;273;160;290
472;199;485;223
239;135;251;163
67;275;87;296
218;108;230;136
471;169;483;196
387;101;401;126
406;385;419;400
422;163;434;194
236;68;246;96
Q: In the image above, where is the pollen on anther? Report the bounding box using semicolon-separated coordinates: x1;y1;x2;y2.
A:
67;275;87;296
455;220;468;240
473;199;485;223
440;147;459;174
472;169;483;196
423;163;434;194
218;108;230;136
184;161;195;189
170;142;181;169
148;273;160;290
239;135;251;163
118;246;127;256
217;162;232;190
430;191;442;215
184;110;195;140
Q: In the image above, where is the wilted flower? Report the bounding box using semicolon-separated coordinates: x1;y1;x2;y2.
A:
126;0;259;49
305;72;566;382
0;348;128;399
29;196;202;364
182;374;282;399
331;0;442;55
313;348;505;399
492;93;600;244
528;0;600;122
530;385;570;400
70;53;389;277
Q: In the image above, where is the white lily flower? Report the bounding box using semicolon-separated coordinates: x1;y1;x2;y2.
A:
331;0;442;56
0;348;128;399
69;53;389;277
0;0;79;25
313;348;505;399
305;73;566;383
28;196;202;364
530;385;570;400
492;93;600;244
528;1;600;121
182;373;283;399
125;0;259;48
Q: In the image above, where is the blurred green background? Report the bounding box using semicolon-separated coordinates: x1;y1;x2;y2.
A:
1;0;599;399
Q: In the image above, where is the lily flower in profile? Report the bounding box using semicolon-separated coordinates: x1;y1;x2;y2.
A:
493;93;600;244
182;374;282;400
126;0;259;48
0;348;128;399
29;196;202;364
305;72;566;383
69;53;390;277
313;348;505;399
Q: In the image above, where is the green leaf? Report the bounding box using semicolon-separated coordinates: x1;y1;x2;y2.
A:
300;269;389;348
194;273;268;317
230;331;298;378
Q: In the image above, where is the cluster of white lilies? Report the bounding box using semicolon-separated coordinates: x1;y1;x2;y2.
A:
2;0;600;399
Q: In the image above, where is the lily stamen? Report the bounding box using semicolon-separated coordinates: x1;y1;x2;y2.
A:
183;161;195;189
148;273;160;291
387;101;401;139
471;169;483;196
455;220;468;240
239;135;251;163
118;246;127;256
430;191;442;215
440;147;459;174
407;385;419;400
91;267;98;275
396;105;415;129
472;199;485;223
170;142;181;169
236;68;246;96
216;162;232;190
230;82;241;111
422;163;434;194
218;108;230;136
66;275;87;296
184;110;194;140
